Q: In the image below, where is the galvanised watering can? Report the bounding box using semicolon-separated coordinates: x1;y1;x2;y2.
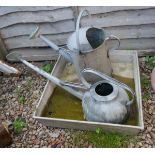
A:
29;9;120;87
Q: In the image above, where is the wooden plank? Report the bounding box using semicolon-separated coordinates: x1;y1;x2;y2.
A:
103;24;155;39
0;8;74;29
4;33;72;50
80;8;155;28
1;20;75;39
0;6;68;16
0;34;8;60
7;48;59;62
107;38;155;50
5;36;155;51
2;22;155;40
34;56;66;116
79;6;155;15
8;48;155;62
137;49;155;57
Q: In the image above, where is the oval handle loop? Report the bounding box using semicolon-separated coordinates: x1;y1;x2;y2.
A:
73;9;92;89
105;35;120;51
82;68;135;106
76;9;92;52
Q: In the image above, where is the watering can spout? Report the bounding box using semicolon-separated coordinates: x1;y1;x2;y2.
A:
29;26;73;63
6;52;85;100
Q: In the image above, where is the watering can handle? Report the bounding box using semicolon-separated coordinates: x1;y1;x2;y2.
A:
81;68;135;106
105;35;120;52
76;9;92;52
73;9;92;89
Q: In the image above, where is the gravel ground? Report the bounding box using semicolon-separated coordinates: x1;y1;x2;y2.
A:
0;62;92;148
0;59;155;148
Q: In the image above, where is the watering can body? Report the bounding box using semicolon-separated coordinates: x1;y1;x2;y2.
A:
66;26;119;76
82;80;130;123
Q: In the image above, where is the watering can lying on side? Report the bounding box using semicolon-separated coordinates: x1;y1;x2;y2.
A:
29;10;120;80
6;52;135;124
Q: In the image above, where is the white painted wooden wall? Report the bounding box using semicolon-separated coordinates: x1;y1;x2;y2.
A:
0;6;155;61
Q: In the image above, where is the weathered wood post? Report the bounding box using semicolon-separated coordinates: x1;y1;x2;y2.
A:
0;34;8;60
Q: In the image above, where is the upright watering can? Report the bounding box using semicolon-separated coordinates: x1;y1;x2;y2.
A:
29;9;120;82
66;10;120;76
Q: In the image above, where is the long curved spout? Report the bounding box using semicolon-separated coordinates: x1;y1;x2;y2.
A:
6;51;84;100
40;35;73;63
19;58;84;100
29;26;73;63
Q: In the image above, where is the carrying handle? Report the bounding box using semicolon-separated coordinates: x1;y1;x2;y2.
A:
82;68;135;106
73;9;92;89
76;9;92;52
105;35;120;51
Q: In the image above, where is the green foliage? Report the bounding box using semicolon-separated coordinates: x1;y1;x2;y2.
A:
142;93;151;102
145;56;155;70
141;74;150;90
73;129;130;148
15;87;21;96
141;75;151;102
95;127;102;134
27;79;33;88
88;131;129;148
41;63;54;73
13;117;27;134
18;95;26;104
15;87;26;104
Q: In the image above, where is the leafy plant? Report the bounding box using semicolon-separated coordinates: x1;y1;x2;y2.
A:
145;56;155;70
41;63;54;73
141;75;150;90
15;86;21;96
15;86;26;104
27;79;33;88
88;130;130;148
142;93;151;102
18;95;26;104
73;129;130;148
13;117;27;134
140;72;151;102
95;127;102;134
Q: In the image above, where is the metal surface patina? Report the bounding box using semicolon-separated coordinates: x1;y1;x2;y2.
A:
6;10;135;124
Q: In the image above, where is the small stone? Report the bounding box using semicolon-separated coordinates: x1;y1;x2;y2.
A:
34;145;39;148
146;134;151;139
148;139;153;145
31;136;36;140
12;98;16;102
150;132;155;139
137;142;143;147
22;128;27;132
29;131;32;135
152;118;155;124
67;136;70;139
49;132;60;138
38;131;45;137
147;127;153;132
